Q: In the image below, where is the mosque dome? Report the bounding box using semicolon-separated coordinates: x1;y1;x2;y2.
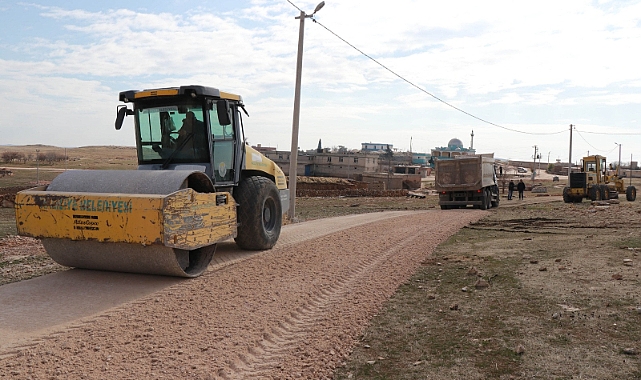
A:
447;138;464;149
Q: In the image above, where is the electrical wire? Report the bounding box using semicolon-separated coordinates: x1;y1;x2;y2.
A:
284;2;566;136
574;129;620;154
287;2;641;141
286;0;303;13
312;19;570;136
574;129;641;136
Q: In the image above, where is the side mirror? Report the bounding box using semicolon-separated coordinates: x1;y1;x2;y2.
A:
115;106;134;130
216;100;231;126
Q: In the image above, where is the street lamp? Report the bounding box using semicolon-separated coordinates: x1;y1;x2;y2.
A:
288;1;325;221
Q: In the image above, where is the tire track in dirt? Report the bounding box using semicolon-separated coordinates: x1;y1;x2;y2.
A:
225;230;427;379
0;211;417;356
0;209;485;379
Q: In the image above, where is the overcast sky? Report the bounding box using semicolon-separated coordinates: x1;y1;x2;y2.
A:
1;0;640;163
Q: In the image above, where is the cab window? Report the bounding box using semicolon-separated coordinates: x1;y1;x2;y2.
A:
208;103;235;183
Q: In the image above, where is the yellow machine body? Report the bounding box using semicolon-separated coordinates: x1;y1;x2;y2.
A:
14;85;288;277
564;155;637;203
15;187;236;250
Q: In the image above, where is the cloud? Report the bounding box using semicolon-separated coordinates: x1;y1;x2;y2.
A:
0;0;639;163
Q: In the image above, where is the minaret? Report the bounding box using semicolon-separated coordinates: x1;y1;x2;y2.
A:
470;130;474;150
317;139;322;153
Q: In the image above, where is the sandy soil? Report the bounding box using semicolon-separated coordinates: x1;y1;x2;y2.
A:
0;210;484;379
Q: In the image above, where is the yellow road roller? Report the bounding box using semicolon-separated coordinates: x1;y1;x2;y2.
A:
15;85;289;277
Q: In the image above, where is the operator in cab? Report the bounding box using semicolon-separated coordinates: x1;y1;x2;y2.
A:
175;111;207;156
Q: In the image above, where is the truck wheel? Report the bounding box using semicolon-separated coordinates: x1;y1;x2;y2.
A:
626;186;637;202
562;187;572;203
480;189;489;210
589;186;602;201
491;189;499;207
600;185;610;200
234;176;282;250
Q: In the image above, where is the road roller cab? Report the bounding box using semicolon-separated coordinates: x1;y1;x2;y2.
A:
15;85;289;277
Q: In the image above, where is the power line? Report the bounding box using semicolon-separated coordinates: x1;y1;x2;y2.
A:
283;1;567;136
574;129;619;154
285;0;303;13
574;129;641;136
287;2;641;140
312;19;568;136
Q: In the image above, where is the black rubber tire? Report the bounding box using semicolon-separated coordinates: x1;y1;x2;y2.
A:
440;205;449;210
600;185;610;200
562;187;572;203
491;187;499;208
480;189;488;210
626;186;637;202
234;176;282;250
589;186;602;201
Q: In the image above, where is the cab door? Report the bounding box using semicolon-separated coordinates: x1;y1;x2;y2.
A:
207;103;236;184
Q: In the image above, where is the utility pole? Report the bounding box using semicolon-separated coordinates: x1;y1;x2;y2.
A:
568;124;574;178
288;1;325;221
614;142;621;177
532;145;538;176
35;149;40;185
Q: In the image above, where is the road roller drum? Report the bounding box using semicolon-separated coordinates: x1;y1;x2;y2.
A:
15;170;235;277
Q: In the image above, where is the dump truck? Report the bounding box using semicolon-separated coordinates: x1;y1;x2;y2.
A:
435;156;499;210
563;154;636;203
14;85;289;277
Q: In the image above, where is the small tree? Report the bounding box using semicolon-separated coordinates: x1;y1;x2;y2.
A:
1;151;23;163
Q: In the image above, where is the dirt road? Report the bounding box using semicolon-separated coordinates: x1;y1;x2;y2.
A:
0;209;484;379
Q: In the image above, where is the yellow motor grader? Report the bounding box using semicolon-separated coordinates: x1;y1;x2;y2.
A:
563;155;636;203
14;85;289;277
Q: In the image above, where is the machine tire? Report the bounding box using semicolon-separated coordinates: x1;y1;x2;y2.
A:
589;186;602;201
600;185;610;200
234;176;282;250
480;189;489;210
562;187;572;203
440;205;449;210
491;187;499;208
626;186;637;202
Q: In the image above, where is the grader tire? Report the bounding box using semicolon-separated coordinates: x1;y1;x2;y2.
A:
234;176;282;250
600;185;609;200
589;186;602;201
626;186;637;202
562;187;572;203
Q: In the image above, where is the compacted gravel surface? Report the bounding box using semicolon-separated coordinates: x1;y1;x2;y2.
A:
0;209;484;379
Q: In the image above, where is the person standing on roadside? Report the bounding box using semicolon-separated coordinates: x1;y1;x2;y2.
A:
508;180;515;200
517;179;526;200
